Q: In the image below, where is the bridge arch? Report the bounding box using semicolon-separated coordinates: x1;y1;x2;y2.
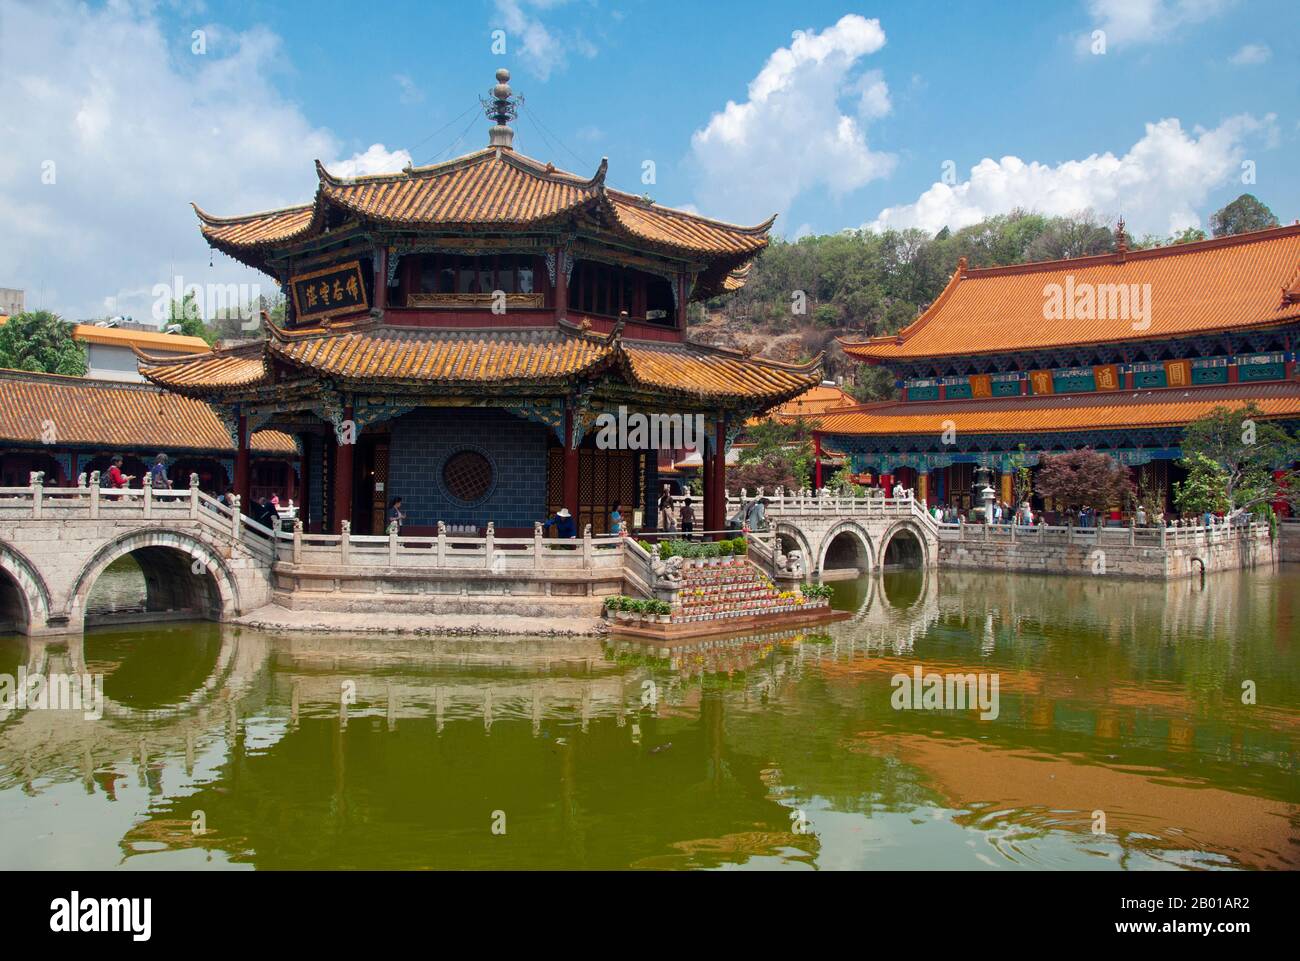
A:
66;528;241;630
817;520;876;577
879;519;932;570
0;541;54;635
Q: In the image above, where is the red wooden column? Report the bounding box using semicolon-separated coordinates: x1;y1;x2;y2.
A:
563;404;580;522
702;443;716;534
712;418;727;537
374;246;388;311
235;413;251;508
297;434;311;530
814;432;824;488
333;405;355;534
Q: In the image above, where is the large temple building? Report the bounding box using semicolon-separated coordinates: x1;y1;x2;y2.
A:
142;71;819;535
823;224;1300;514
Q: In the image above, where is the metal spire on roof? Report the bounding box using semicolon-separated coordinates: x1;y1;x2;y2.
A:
482;68;522;149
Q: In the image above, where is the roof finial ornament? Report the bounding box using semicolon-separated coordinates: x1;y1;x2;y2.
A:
1115;216;1128;252
483;68;522;150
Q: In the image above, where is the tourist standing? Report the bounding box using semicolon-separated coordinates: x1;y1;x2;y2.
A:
543;507;577;539
657;485;675;532
388;496;405;532
148;453;172;490
1136;505;1147;527
107;456;133;498
679;497;696;536
609;500;623;536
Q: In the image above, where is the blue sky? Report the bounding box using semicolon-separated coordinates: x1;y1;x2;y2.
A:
1;0;1296;319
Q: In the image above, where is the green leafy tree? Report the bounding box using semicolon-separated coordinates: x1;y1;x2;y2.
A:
1175;403;1299;514
1172;453;1232;516
1209;194;1279;237
1006;443;1034;506
167;292;215;345
739;418;816;490
0;310;87;375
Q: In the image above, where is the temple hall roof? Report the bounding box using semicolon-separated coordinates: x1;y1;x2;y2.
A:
814;380;1300;437
0;369;295;454
840;225;1300;363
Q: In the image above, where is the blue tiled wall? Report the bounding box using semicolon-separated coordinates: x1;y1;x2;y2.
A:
387;408;548;529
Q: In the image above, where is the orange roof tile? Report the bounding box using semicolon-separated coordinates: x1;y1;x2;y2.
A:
272;326;613;386
815;381;1300;437
72;324;210;353
769;383;857;420
136;341;269;393
139;322;820;404
0;369;294;454
620;341;819;403
194;147;773;268
841;226;1300;361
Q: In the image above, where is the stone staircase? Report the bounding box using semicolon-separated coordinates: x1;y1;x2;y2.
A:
672;558;827;624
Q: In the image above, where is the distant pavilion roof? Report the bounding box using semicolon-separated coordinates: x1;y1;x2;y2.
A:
814;381;1300;437
0;369;295;454
840;225;1300;362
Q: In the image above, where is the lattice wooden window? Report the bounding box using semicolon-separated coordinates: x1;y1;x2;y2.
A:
443;450;493;503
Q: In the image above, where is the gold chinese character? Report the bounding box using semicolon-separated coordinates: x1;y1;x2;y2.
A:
333;279;344;301
1031;371;1052;394
345;275;359;299
1166;361;1189;387
305;286;318;308
319;281;331;303
1096;366;1116;390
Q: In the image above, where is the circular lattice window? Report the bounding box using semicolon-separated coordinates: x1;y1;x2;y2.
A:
441;449;494;504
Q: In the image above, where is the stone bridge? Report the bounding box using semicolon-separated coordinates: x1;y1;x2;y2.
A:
728;490;940;580
0;475;274;636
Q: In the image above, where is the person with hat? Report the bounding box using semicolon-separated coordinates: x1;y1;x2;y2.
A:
543;507;577;538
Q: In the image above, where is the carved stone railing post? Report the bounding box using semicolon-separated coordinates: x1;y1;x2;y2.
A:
582;523;593;568
30;471;43;519
293;519;303;564
388;520;399;565
485;520;495;570
142;471;153;519
89;471;100;518
78;472;87;488
533;521;544;568
189;473;201;519
340;519;351;566
230;495;242;544
436;520;447;567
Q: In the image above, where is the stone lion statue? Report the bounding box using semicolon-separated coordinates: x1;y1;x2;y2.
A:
651;553;684;586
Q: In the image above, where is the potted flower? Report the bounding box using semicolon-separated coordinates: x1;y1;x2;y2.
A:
603;595;621;619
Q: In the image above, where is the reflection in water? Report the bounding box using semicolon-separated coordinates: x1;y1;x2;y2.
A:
0;566;1296;870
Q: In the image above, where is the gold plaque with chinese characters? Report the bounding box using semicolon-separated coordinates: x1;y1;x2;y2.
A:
291;260;368;323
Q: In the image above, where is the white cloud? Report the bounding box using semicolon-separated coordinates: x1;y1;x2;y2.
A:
0;1;399;323
394;73;424;104
324;144;412;178
866;115;1273;237
688;14;896;225
1077;0;1230;53
493;0;597;82
1230;43;1271;65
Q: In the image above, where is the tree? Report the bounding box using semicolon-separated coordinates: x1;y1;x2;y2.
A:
1172;453;1231;516
738;418;816;491
1006;443;1034;506
167;293;216;345
1034;449;1132;518
0;310;87;375
1209;194;1279;238
1175;403;1299;514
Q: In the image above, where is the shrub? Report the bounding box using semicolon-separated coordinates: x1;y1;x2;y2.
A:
718;539;734;556
800;583;833;600
733;538;749;555
603;595;622;611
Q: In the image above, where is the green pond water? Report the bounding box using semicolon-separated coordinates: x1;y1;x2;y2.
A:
0;565;1297;870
